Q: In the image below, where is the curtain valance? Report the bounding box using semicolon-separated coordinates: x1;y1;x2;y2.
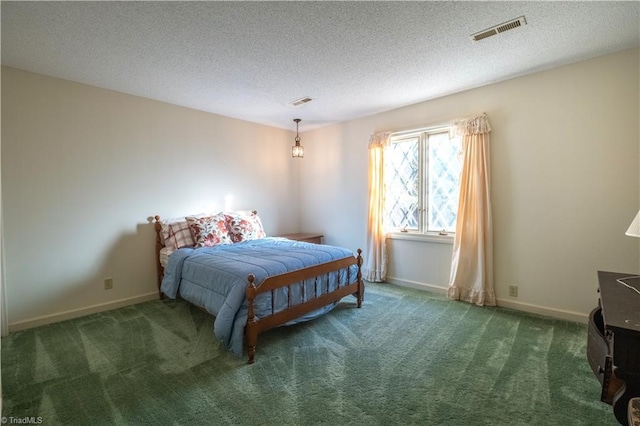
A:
452;113;491;137
368;132;391;149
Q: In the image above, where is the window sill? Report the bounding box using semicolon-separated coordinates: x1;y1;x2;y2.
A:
386;232;454;244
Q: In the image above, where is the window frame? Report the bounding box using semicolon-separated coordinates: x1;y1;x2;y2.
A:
384;124;459;243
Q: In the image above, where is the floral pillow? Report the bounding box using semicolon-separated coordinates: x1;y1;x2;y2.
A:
187;214;233;248
224;211;266;243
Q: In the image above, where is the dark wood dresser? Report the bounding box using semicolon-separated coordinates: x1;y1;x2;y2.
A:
278;233;323;244
587;271;640;425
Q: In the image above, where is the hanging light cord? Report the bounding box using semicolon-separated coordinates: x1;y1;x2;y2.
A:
294;119;301;145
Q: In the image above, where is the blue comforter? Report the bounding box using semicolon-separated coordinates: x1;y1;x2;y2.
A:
161;237;358;356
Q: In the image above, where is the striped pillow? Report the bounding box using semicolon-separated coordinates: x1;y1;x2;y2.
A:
161;220;196;250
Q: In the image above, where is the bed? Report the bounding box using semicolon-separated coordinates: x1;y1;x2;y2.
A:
153;211;364;363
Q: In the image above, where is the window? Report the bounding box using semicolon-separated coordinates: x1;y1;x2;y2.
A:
384;126;462;235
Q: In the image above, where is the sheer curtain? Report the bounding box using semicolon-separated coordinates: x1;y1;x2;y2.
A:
447;113;495;306
363;132;390;282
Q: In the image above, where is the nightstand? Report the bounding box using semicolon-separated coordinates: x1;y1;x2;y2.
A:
278;233;323;244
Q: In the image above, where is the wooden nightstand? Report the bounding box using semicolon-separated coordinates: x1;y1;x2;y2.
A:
278;233;323;244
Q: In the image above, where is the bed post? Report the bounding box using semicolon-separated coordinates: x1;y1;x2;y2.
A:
154;216;164;299
246;274;258;364
356;249;363;308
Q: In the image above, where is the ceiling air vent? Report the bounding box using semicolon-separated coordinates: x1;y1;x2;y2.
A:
288;96;314;108
470;16;527;42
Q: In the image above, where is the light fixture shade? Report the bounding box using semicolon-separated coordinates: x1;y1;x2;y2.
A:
626;210;640;237
292;144;304;158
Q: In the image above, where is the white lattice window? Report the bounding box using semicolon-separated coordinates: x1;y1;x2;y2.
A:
384;127;461;235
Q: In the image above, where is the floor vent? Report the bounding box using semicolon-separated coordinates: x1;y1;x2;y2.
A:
288;96;313;107
470;16;527;42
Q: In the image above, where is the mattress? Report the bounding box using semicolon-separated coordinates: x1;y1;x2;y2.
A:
159;247;175;268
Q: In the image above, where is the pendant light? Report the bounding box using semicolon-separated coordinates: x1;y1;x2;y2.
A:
291;118;304;158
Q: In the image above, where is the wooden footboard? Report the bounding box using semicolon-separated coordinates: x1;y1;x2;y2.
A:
245;249;363;364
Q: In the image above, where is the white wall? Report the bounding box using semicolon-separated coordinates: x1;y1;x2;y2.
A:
300;48;640;321
2;49;638;329
1;67;300;329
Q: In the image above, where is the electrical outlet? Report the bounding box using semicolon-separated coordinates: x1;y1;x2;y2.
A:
104;277;113;290
509;285;518;297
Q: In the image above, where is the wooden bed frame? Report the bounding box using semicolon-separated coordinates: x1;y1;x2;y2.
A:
153;215;364;364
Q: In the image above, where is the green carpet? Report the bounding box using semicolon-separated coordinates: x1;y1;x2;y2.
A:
2;283;615;425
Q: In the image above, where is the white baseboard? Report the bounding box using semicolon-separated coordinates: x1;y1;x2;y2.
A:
8;292;159;332
385;276;588;324
495;299;587;323
385;276;448;295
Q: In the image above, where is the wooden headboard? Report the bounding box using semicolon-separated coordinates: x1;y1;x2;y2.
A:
153;215;165;299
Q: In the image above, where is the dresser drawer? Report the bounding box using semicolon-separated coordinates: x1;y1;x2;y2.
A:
587;307;608;386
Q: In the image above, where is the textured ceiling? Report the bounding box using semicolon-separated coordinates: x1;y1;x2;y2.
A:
2;1;639;131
